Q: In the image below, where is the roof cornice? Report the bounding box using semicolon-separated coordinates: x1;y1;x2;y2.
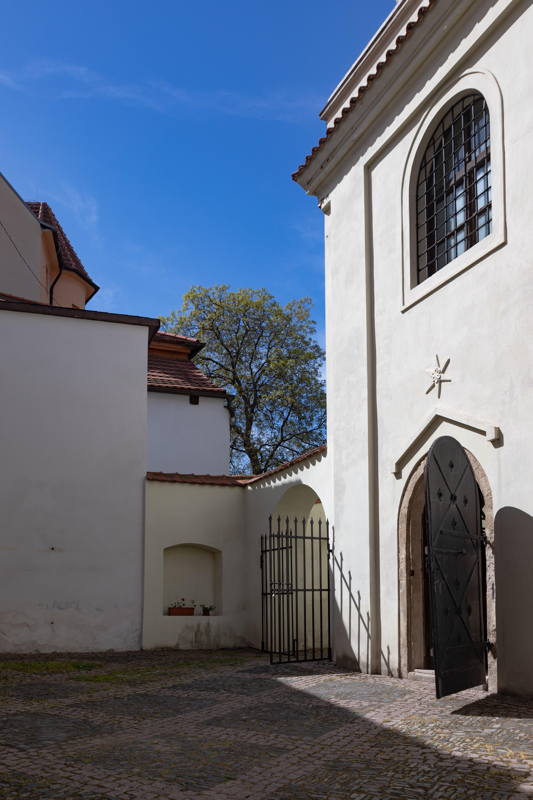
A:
320;0;431;125
293;0;436;186
147;385;227;398
293;0;518;195
0;299;160;340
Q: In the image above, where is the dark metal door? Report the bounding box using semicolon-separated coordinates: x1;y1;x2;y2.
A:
425;436;486;698
261;516;331;664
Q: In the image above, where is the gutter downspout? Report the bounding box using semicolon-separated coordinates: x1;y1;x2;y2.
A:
38;218;63;306
48;256;62;305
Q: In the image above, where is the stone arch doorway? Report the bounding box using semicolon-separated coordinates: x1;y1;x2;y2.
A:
398;448;496;691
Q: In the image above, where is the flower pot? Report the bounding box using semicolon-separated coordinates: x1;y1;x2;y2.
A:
168;607;194;616
202;610;210;616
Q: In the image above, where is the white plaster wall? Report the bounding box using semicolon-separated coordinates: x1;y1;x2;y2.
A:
143;481;247;649
317;0;533;692
147;392;230;474
0;310;149;652
54;271;89;309
0;175;47;303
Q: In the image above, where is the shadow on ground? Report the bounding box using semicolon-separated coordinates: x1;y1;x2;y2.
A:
0;649;531;799
452;692;533;719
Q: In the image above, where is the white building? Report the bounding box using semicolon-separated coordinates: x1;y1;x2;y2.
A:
2;0;533;700
143;0;533;699
0;173;229;653
147;331;230;475
291;0;533;697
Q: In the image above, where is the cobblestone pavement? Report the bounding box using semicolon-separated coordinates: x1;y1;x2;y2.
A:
0;649;532;799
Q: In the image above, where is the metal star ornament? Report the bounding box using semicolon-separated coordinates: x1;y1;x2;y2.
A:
425;355;451;398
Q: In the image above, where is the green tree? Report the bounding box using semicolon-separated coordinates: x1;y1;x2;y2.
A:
161;285;326;474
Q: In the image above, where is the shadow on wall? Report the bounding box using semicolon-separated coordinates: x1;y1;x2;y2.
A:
330;528;393;677
264;482;393;676
495;507;533;697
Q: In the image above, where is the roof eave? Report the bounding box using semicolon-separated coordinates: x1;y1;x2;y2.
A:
293;0;436;185
188;341;205;359
60;264;100;301
35;216;100;301
0;299;160;340
147;385;228;399
319;0;424;122
152;334;205;359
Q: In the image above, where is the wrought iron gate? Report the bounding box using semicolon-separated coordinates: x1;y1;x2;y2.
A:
425;436;487;698
261;515;331;664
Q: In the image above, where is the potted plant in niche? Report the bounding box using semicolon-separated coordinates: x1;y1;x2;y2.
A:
201;605;215;617
168;598;195;616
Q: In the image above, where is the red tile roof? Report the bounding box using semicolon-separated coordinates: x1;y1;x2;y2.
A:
147;472;250;486
147;353;226;397
152;331;204;358
155;331;201;344
146;444;327;487
292;1;436;182
247;444;327;484
26;202;99;296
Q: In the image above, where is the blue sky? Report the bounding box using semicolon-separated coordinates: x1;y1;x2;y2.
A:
0;1;393;340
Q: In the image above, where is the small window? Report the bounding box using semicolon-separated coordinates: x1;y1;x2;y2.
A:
189;394;199;405
416;93;491;285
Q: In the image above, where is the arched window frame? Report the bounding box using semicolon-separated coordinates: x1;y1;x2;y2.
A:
401;71;506;311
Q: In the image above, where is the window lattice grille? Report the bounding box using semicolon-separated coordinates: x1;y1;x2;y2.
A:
416;93;491;285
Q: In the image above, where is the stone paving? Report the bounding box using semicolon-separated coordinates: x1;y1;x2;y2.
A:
0;649;532;799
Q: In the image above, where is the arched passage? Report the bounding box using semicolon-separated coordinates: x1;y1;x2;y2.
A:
262;483;330;663
274;484;326;530
398;449;496;690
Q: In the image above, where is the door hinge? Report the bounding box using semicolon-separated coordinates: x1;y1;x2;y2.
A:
481;532;493;549
484;640;496;656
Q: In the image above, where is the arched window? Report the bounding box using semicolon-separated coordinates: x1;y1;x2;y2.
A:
416;93;491;285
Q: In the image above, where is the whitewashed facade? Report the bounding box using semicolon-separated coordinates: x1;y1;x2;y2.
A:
147;392;230;474
294;0;533;696
2;0;533;699
0;303;157;652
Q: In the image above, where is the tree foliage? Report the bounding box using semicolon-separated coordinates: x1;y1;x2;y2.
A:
161;285;326;474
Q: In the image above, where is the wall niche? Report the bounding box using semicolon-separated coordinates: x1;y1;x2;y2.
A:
162;543;222;616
